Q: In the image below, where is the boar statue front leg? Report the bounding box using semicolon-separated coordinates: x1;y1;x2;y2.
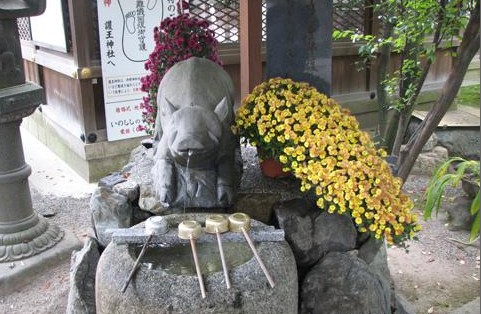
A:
152;157;176;206
216;155;235;207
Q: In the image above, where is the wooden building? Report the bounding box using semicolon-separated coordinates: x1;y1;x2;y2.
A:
18;0;456;182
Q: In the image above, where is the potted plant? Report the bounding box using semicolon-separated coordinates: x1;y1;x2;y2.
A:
139;6;222;134
423;157;480;242
234;78;421;246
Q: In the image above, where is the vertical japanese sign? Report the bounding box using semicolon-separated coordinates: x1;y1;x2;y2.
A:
97;0;177;141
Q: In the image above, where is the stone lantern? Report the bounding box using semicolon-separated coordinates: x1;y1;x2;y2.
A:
0;0;80;294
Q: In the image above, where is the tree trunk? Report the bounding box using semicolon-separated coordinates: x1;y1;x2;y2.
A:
397;1;480;182
389;0;447;157
376;22;394;149
391;40;422;156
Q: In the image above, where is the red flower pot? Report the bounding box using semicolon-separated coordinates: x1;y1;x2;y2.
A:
259;158;290;178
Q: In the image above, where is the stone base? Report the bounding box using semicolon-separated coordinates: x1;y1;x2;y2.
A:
0;229;82;296
96;214;298;314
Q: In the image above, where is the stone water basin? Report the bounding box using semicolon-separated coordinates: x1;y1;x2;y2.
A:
95;213;298;314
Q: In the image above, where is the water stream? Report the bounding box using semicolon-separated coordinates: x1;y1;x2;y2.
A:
183;150;193;214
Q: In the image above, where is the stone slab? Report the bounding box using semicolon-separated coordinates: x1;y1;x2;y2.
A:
413;107;480;128
109;226;285;245
0;229;82;296
448;297;480;314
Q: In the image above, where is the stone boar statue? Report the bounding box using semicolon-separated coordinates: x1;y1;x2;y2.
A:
151;57;242;209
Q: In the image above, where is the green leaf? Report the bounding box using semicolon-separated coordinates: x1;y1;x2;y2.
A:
470;209;480;242
470;192;480;216
423;175;454;220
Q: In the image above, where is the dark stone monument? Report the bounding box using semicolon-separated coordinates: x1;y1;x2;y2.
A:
266;0;332;95
0;1;81;295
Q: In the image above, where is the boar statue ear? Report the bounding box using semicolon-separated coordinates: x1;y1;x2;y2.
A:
214;97;230;122
160;97;177;117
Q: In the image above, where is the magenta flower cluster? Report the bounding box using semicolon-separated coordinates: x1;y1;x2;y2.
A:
139;13;222;134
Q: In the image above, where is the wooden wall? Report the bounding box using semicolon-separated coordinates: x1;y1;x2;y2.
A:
20;0;455;144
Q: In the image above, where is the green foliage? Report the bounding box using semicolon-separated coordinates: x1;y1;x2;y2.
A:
456;84;481;108
333;0;477;153
333;0;471;109
423;157;480;242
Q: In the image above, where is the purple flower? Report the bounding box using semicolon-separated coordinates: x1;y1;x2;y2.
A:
138;12;221;134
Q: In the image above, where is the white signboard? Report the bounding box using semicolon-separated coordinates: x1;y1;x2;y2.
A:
97;0;177;141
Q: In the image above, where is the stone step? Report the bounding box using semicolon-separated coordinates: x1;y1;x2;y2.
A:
413;106;480;128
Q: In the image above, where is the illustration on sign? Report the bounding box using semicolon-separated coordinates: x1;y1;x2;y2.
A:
97;0;177;141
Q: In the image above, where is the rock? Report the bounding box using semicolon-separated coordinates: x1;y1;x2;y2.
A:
122;147;154;185
231;192;282;224
90;187;132;247
407;120;480;160
358;235;384;264
312;211;358;256
98;172;126;189
409;146;449;175
368;241;392;283
138;182;167;214
461;177;479;199
66;237;100;314
274;199;357;268
367;242;394;312
422;133;438;152
273;199;320;267
113;180;139;202
447;195;476;231
435;128;480;160
132;205;153;225
393;292;416;314
300;251;391;314
96;214;298;314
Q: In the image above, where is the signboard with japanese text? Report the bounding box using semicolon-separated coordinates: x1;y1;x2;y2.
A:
97;0;177;141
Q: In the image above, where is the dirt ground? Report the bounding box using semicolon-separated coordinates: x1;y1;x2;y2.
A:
389;174;480;314
0;174;479;314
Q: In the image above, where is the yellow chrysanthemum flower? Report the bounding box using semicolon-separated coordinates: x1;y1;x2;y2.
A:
234;77;419;247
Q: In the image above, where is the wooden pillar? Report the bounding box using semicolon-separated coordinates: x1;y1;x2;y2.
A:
240;0;263;99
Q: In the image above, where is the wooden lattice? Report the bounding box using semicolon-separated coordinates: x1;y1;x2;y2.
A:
16;18;32;41
17;1;369;53
333;0;369;34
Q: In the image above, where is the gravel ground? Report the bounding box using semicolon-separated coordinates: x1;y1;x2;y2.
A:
0;171;479;314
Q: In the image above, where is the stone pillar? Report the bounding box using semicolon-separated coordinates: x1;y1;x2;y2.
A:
0;3;79;293
266;0;332;95
0;84;64;262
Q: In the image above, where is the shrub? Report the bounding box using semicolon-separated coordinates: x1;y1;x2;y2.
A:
424;157;480;242
234;78;421;246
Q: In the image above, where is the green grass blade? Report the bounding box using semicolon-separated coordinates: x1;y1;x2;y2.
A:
469;209;480;242
470;192;480;216
424;175;454;220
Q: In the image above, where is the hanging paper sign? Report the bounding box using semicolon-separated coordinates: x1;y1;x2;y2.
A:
97;0;177;141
